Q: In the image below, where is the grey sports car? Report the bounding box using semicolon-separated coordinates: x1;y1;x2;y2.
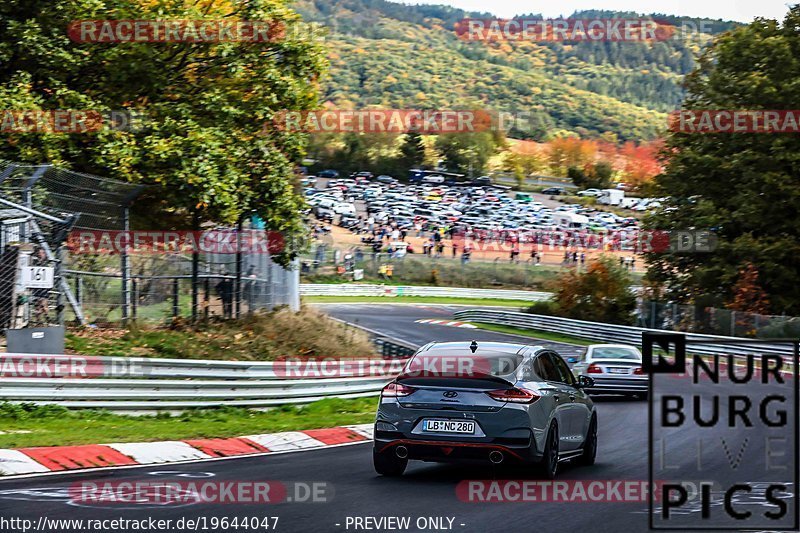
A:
373;341;597;478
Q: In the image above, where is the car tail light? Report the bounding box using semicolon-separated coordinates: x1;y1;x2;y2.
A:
381;382;416;398
486;387;540;404
587;364;603;374
633;367;645;375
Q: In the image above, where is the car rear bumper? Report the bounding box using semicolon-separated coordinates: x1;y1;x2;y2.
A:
586;377;647;394
375;432;542;463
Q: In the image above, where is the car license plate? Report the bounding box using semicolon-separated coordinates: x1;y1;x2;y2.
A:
423;420;475;434
609;368;628;374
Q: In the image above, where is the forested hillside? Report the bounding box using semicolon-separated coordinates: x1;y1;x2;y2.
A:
295;0;738;141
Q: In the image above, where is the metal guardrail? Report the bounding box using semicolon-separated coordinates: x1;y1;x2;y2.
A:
0;315;418;411
378;340;417;359
453;309;798;358
0;354;400;411
301;284;551;302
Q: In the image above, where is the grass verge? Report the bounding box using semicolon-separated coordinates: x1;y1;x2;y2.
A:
469;322;593;346
303;295;529;307
0;397;379;448
66;307;374;360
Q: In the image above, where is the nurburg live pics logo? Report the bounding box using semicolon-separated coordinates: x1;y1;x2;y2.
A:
645;332;799;530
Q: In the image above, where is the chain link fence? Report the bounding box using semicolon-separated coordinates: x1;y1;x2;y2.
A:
0;160;299;330
300;242;585;289
66;251;299;324
636;300;800;339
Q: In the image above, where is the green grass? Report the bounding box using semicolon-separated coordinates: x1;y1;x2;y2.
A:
469;322;593;346
65;308;375;360
303;295;530;307
0;398;379;448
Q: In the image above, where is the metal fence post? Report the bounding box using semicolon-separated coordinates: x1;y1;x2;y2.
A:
191;213;199;322
172;278;179;318
234;219;243;319
131;278;138;320
288;259;300;311
121;206;130;323
204;277;210;319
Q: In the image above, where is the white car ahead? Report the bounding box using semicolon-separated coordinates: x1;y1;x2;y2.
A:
570;344;647;399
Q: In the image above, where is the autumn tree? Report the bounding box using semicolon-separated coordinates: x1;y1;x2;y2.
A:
0;0;327;260
504;151;547;188
730;263;770;314
645;7;800;313
551;256;636;324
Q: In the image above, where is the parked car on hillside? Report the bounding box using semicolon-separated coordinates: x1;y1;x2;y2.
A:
577;188;603;197
318;169;339;179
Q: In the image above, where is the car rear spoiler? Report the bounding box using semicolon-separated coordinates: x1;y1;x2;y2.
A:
396;372;516;389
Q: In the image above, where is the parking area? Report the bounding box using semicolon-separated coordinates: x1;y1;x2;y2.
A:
303;172;657;269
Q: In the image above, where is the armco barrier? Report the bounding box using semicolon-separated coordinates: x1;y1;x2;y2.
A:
300;284;551;301
453;309;797;359
0;355;407;411
0;320;418;412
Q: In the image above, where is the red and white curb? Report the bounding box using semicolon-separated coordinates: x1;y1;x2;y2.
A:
415;319;477;329
0;424;373;477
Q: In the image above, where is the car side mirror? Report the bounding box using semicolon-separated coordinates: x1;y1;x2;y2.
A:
567;357;577;364
576;375;595;388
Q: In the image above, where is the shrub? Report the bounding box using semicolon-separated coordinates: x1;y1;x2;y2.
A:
551;256;636;324
525;300;558;316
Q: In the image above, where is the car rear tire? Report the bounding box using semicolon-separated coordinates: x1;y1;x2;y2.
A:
578;415;597;466
373;448;407;477
540;421;559;479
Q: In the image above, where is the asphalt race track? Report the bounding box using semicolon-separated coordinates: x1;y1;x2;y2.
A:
0;304;794;533
317;303;584;357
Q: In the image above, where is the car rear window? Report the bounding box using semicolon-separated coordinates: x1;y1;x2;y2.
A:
403;351;523;379
592;346;641;360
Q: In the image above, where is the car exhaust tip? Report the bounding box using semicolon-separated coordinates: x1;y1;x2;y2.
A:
395;445;408;459
489;451;504;464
